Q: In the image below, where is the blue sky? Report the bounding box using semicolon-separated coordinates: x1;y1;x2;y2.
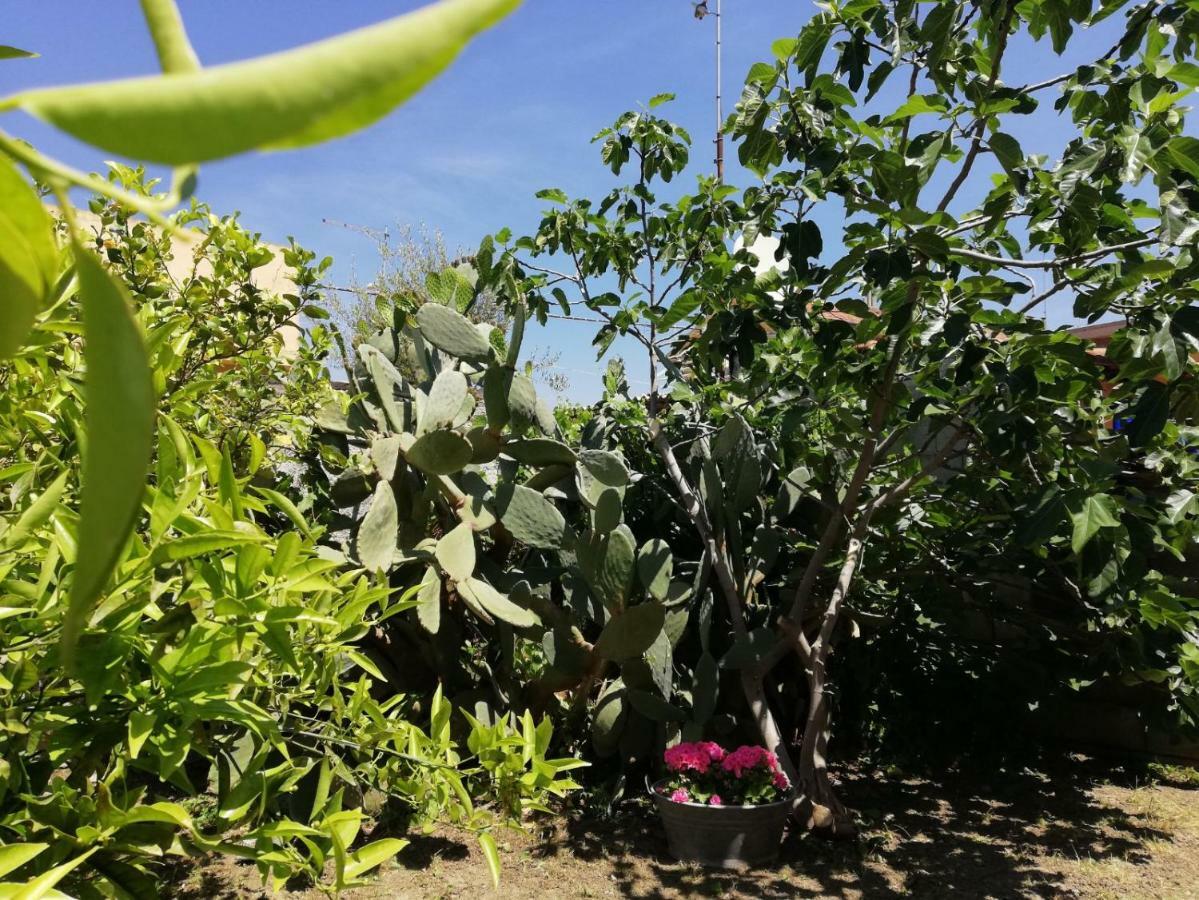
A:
3;1;1148;401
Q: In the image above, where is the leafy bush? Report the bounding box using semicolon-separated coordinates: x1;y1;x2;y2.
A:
0;183;574;894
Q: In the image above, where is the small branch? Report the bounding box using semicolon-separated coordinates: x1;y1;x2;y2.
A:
934;1;1017;214
951;235;1158;270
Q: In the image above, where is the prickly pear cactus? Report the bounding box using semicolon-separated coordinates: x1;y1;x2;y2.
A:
309;265;684;747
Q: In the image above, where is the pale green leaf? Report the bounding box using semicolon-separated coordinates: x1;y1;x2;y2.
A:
14;0;522;164
357;481;398;574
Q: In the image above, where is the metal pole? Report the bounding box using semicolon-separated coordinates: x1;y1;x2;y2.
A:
715;0;724;183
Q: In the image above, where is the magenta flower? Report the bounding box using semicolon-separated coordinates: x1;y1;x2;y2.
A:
669;788;690;803
709;794;723;806
697;741;726;762
773;771;791;791
664;742;713;774
721;745;773;778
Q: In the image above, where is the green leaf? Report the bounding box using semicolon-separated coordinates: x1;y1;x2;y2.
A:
0;46;39;60
692;652;719;724
1070;494;1121;555
594;601;666;661
9;847;96;899
1167;61;1199;87
502;438;576;466
404;429;474;475
0;155;58;358
421;369;469;434
416;565;442;634
989;131;1024;180
1165;136;1199;180
883;93;947;123
0;470;68;550
63;248;154;663
435;522;476;582
345;838;409;881
140;0;200;73
628;689;685;722
1126;382;1172;448
477;832;501;889
655;291;702;330
128;710;155;759
0;844;47;879
496;483;568;549
792;17;832;79
15;0;522;164
425;266;475;311
648;92;676;108
416;302;494;362
358;481;398;573
590;682;627;756
459;576;537;627
636;539;672;601
151;531;264;562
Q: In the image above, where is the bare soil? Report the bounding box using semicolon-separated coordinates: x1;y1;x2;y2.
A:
170;758;1199;899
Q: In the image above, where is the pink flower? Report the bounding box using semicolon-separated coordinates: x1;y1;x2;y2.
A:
697;741;726;762
709;794;723;806
773;771;791;791
669;788;690;803
664;742;717;774
721;745;773;778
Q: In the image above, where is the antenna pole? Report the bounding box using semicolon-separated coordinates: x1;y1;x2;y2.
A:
714;0;724;182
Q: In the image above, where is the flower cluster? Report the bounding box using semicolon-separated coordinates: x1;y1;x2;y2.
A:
658;741;792;807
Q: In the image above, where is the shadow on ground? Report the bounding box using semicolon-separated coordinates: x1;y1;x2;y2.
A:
161;756;1188;899
528;759;1169;899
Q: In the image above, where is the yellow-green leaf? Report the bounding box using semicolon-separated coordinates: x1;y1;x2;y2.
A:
138;0;200;73
477;831;501;889
0;155;58;358
0;844;47;879
14;0;521;165
62;248;155;663
10;846;95;900
0;470;68;550
128;710;155;759
344;838;408;881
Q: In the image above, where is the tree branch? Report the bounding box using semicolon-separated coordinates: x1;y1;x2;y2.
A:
951;235;1158;270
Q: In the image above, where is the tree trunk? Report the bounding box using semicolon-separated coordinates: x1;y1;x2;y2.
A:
796;664;855;836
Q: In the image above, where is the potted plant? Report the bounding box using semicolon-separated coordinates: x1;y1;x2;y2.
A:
651;741;794;869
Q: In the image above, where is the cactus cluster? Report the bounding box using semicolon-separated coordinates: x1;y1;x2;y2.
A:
311;265;692;752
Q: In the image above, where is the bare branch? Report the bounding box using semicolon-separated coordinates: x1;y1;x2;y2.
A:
951;235;1158;270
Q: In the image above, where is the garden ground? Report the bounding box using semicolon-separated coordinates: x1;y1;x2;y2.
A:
172;755;1199;899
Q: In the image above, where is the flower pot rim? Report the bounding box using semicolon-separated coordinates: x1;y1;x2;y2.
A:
650;777;795;810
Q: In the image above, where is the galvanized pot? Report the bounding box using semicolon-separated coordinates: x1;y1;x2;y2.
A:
651;780;792;869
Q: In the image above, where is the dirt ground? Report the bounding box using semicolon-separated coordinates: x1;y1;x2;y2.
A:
171;758;1199;899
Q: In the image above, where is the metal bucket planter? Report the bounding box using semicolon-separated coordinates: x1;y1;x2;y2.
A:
651;780;792;869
